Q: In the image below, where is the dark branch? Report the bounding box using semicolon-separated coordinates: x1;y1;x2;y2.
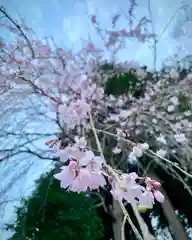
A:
0;148;58;162
0;6;35;58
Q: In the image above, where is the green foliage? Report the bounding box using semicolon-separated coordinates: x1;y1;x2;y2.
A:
102;63;146;98
6;170;104;240
178;92;192;111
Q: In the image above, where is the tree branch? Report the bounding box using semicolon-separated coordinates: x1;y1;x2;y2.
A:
0;7;35;58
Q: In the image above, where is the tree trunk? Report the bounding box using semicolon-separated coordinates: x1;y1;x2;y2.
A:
111;199;155;240
112;200;123;240
148;170;189;240
160;187;188;240
131;204;155;240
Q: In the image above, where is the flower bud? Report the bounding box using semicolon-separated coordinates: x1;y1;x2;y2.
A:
154;190;164;203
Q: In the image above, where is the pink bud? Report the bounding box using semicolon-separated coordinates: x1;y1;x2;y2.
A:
152;181;161;189
69;161;77;169
145;177;152;183
45;139;54;145
86;42;95;53
154;190;164;203
91;15;96;24
146;178;161;189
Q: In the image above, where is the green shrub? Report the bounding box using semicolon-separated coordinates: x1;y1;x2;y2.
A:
6;170;104;240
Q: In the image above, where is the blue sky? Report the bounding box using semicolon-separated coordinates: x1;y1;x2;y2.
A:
1;0;189;69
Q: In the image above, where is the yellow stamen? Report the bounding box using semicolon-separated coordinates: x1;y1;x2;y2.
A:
137;205;150;213
119;184;128;192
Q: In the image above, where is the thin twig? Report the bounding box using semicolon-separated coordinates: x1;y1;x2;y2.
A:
147;0;157;71
91;127;192;179
119;201;143;240
0;7;35;58
121;213;127;240
148;150;192;179
89;112;105;160
157;4;189;41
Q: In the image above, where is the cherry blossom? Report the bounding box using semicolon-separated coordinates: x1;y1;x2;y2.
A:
128;143;149;163
170;96;179;106
111;173;146;206
138;190;154;209
74;136;87;149
54;147;106;192
153;190;165;203
58;99;90;129
145;178;164;203
112;146;122;154
167;105;175;112
174;133;187;143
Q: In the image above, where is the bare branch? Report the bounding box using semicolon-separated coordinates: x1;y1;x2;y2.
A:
0;7;35;58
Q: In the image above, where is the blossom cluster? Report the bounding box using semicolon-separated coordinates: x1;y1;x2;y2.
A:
54;137;106;192
110;173;164;208
50;136;164;210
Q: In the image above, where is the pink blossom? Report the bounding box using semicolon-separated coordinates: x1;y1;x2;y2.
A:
54;145;106;192
129;143;148;163
70;168;92;192
120;29;132;37
58;146;83;162
86;42;95;53
110;187;124;201
58;100;90;128
54;153;106;192
91;15;96;24
123;172;138;183
138;35;146;42
154;190;165;203
86;42;103;53
74;136;87;149
92;87;104;102
54;161;76;189
80;150;95;165
138;190;154;209
145;178;164;203
110;173;160;209
71;99;90;120
54;161;91;192
132;146;143;157
88;156;103;171
86;155;106;190
123;173;145;200
110;173;145;204
88;171;106;190
145;178;161;191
